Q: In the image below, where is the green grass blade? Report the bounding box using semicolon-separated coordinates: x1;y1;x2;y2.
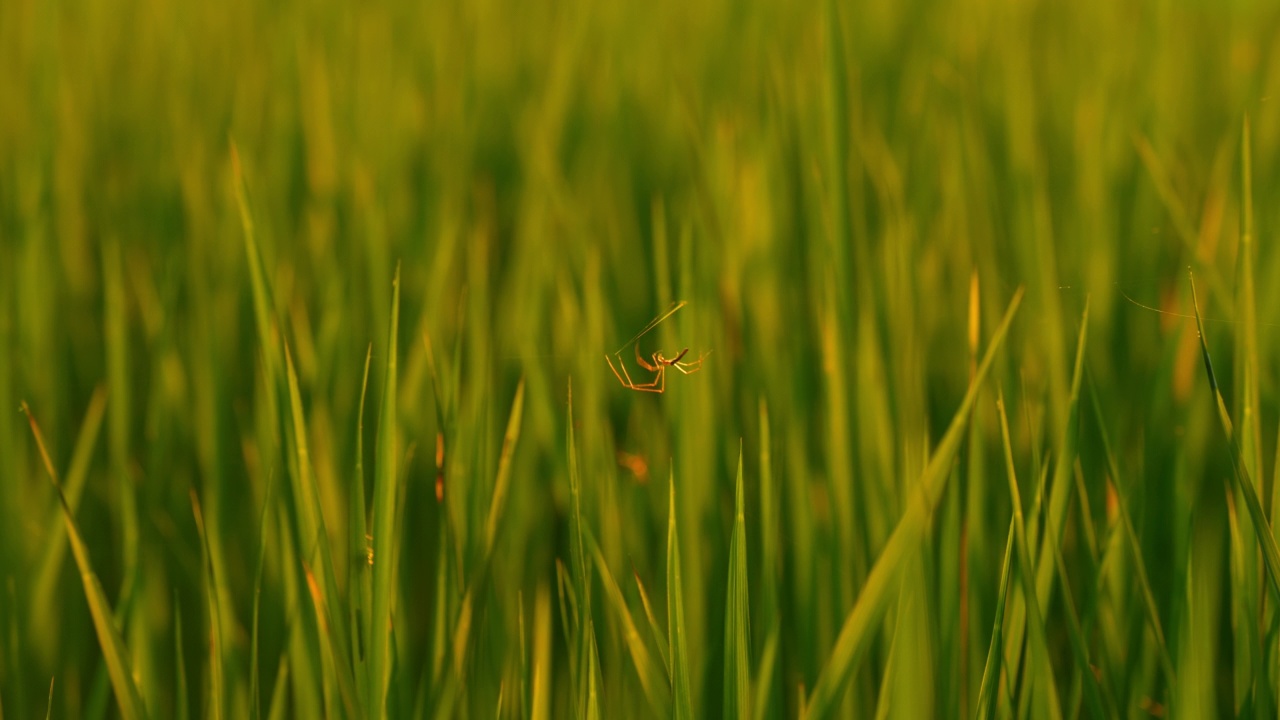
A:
369;264;401;720
530;586;553;720
231;142;281;381
724;442;752;719
30;386;107;643
975;520;1016;720
588;531;670;713
668;470;694;720
804;288;1022;719
755;398;778;720
22;402;148;720
351;344;373;705
1032;298;1089;610
1189;271;1280;601
283;343;358;716
566;379;589;614
174;592;189;720
189;490;225;720
632;570;670;676
484;378;526;557
250;476;275;720
1086;373;1175;692
995;393;1062;720
302;559;360;720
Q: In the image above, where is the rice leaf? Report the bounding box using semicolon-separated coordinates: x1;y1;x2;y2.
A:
1086;372;1175;691
803;288;1023;719
22;401;148;720
588;531;670;713
974;520;1015;720
668;470;695;720
724;442;752;719
1189;271;1280;601
632;570;670;676
369;264;401;719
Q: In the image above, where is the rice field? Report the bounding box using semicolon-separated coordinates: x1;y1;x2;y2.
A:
4;0;1280;717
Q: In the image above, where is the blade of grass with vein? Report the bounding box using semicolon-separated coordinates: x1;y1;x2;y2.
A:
302;558;359;720
1086;372;1175;691
1032;298;1089;610
724;443;752;719
995;392;1062;720
668;470;694;720
284;343;358;717
369;264;401;720
1233;115;1264;714
1225;489;1255;715
267;656;291;720
1189;271;1280;601
632;570;669;675
588;531;670;714
754;398;779;720
351;344;373;706
530;586;552;720
565;377;597;718
174;592;189;720
1047;523;1109;718
974;520;1015;720
232;142;282;385
30;385;106;645
189;490;225;720
22;402;148;720
250;476;275;720
484;378;525;557
804;288;1022;720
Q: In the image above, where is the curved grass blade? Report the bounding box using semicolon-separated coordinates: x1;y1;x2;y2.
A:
974;520;1016;720
368;264;401;720
724;443;751;719
283;344;359;718
755;399;779;720
804;288;1023;719
189;489;225;720
31;386;107;641
632;570;670;676
23;402;148;720
250;475;275;720
530;586;553;720
1188;271;1280;601
484;378;526;557
1085;372;1175;691
588;531;670;714
351;344;373;705
668;470;694;720
995;393;1062;720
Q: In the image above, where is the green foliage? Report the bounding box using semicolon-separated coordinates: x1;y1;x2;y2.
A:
5;0;1280;718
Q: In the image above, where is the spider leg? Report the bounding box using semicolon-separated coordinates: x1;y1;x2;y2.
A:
608;353;665;393
635;343;659;371
673;350;710;375
607;354;638;388
627;366;665;393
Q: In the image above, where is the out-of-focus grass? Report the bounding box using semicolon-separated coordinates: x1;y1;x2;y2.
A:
4;0;1280;717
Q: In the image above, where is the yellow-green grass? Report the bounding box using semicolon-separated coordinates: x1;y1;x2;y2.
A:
4;0;1280;717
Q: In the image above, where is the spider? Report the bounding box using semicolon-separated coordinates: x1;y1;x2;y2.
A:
605;301;709;393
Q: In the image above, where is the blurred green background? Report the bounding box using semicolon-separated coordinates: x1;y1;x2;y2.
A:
4;0;1280;717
